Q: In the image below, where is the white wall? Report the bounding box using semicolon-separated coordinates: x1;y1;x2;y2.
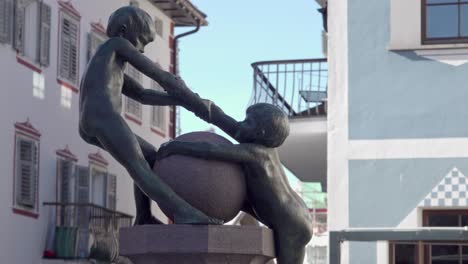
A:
327;0;350;262
0;0;175;263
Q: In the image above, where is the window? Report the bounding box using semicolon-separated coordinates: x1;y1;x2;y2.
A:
60;85;72;108
0;0;51;68
58;9;80;87
15;137;38;208
33;71;45;99
129;0;139;7
90;166;107;207
154;16;163;37
150;80;167;134
13;120;41;218
0;0;14;44
57;158;74;204
125;64;143;122
106;174;117;210
390;210;468;263
423;0;468;44
74;165;89;227
13;0;51;66
87;26;106;62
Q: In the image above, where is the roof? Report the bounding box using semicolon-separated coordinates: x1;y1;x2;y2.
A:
149;0;208;27
315;0;326;8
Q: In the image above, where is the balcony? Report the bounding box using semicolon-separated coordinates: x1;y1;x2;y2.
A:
250;59;328;189
42;202;133;262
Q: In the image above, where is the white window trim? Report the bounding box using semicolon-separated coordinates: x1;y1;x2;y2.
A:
389;0;468;51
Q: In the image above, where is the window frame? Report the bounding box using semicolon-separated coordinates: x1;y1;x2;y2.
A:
150;80;167;136
422;0;468;45
12;121;41;219
390;209;468;264
124;64;143;124
57;5;81;91
87;22;107;63
154;16;163;38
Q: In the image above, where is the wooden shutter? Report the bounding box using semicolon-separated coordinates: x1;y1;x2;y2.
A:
106;174;117;210
0;0;13;43
75;166;89;227
37;1;51;66
13;0;25;54
60;14;79;85
16;138;37;208
75;166;89;203
59;159;73;204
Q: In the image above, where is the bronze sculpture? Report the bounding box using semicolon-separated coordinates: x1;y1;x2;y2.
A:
157;103;313;264
79;6;221;225
80;5;313;264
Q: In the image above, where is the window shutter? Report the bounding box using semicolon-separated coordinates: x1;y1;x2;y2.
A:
75;165;89;204
151;81;166;130
154;16;163;37
37;1;51;66
16;139;37;208
125;65;142;118
59;159;73;204
106;174;117;210
87;32;104;63
60;14;79;85
13;0;25;54
0;0;13;43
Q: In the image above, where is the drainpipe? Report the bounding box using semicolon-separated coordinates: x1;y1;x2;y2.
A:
172;20;201;137
173;20;201;75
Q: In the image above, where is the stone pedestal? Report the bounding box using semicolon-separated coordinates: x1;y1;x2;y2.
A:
119;225;275;264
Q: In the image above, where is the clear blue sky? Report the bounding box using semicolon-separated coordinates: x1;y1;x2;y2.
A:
176;0;324;136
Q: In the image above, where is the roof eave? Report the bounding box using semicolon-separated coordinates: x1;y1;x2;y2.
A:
149;0;208;27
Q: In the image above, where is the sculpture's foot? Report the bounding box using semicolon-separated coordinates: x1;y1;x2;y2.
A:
134;215;164;225
173;210;223;225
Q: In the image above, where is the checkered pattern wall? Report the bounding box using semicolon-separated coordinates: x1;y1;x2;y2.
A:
419;168;468;207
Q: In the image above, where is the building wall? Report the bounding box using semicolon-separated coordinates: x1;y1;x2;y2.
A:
0;0;175;263
328;0;468;263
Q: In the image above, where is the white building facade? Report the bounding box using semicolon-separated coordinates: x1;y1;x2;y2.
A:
0;0;206;263
327;0;468;263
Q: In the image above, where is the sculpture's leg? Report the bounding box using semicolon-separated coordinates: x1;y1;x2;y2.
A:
275;232;307;264
92;115;222;225
134;135;163;225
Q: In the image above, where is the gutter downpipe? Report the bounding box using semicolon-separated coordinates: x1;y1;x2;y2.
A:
173;20;201;75
172;21;201;137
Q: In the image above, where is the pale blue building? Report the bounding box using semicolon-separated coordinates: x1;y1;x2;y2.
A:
326;0;468;263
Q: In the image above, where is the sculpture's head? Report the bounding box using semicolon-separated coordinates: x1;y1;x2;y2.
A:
107;6;156;53
235;103;290;148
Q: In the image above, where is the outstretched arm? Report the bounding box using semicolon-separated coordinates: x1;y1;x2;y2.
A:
123;74;183;106
157;141;254;163
208;103;240;140
115;38;210;119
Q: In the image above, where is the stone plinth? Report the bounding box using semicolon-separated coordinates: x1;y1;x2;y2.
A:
119;225;275;264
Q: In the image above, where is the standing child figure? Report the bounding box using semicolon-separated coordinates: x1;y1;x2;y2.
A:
157;103;314;264
79;6;221;225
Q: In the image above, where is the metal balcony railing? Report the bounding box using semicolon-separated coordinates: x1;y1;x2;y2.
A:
43;202;133;261
251;58;328;117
